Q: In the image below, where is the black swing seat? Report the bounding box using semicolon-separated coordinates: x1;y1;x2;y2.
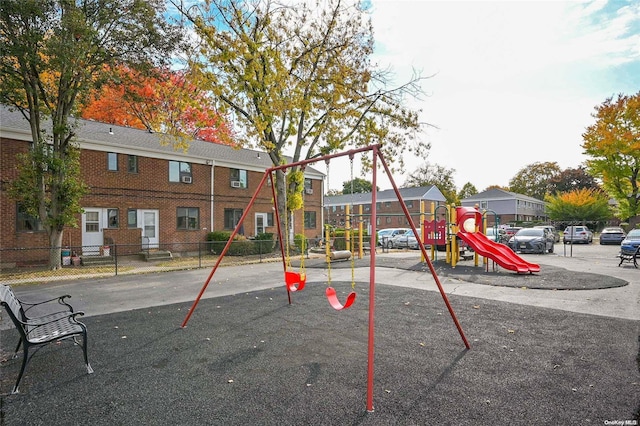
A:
0;285;93;394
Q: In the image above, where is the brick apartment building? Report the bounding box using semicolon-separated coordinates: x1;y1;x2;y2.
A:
0;105;324;264
324;186;447;234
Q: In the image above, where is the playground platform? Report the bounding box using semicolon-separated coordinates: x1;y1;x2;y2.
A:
1;255;638;425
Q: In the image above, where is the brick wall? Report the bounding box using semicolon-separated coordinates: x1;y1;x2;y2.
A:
1;137;324;258
325;199;438;232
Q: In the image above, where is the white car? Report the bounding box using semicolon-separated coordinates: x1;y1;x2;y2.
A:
563;226;593;244
390;229;424;249
484;227;506;243
377;228;409;247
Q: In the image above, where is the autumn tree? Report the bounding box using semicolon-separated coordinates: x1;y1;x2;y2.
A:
547;166;601;196
342;178;376;194
582;92;640;220
457;182;478;201
174;0;427;237
545;188;611;222
81;67;235;147
508;162;562;201
404;163;458;205
0;0;180;269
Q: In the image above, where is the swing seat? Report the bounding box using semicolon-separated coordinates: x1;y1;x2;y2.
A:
325;287;356;310
285;271;306;292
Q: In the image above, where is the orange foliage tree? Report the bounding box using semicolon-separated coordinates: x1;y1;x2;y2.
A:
81;67;235;149
545;188;611;222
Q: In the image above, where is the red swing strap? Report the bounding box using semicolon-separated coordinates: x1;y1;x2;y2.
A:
325;287;356;310
285;271;306;292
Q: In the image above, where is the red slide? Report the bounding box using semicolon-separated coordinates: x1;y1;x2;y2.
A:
457;231;540;274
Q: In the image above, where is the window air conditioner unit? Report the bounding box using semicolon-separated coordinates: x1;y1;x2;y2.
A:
231;180;242;188
305;188;313;195
181;176;192;184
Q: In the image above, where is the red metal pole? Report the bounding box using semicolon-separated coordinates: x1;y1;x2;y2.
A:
181;171;270;328
366;146;378;412
377;151;471;349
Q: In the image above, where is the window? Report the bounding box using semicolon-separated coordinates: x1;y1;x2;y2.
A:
267;213;274;226
481;201;488;209
224;208;244;230
386;217;392;224
128;209;137;228
107;152;118;171
407;201;413;208
169;161;192;182
107;209;119;228
230;169;248;188
16;204;44;232
177;207;199;230
304;178;312;191
365;205;370;212
385;202;391;208
304;211;316;229
128;155;138;173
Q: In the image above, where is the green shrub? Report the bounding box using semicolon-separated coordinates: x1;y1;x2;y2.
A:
206;231;232;254
294;233;307;253
254;232;275;254
227;237;255;256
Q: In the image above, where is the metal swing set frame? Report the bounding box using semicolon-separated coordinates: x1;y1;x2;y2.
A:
181;144;470;413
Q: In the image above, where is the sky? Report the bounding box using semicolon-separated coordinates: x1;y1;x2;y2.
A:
349;0;640;193
170;1;640;194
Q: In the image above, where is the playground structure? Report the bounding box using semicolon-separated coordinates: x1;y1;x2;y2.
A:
180;144;470;413
455;206;540;274
421;204;540;274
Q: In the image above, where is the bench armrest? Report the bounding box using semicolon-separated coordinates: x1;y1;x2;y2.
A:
21;294;74;314
19;311;85;327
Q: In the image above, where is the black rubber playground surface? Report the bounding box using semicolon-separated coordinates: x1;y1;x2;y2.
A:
1;265;638;425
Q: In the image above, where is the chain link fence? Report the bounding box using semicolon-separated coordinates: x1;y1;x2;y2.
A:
0;240;284;285
0;235;384;285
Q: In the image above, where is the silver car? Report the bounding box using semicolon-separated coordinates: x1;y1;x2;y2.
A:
390;229;425;249
563;226;593;244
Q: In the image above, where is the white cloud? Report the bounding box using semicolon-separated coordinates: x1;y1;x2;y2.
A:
362;0;640;192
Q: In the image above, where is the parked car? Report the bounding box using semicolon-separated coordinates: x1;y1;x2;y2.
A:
503;227;522;239
377;228;409;248
534;225;559;242
563;226;593;244
390;229;428;249
484;227;507;243
599;227;626;245
508;228;555;254
620;229;640;255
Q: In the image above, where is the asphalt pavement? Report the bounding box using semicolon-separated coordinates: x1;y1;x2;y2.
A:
1;243;638;425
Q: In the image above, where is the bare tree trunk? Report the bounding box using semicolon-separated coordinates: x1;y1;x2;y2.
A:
275;169;288;250
48;230;64;270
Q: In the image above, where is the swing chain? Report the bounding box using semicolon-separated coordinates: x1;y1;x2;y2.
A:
349;155;356;289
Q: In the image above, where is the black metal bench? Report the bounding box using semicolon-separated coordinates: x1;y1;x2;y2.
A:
0;285;93;394
617;246;639;268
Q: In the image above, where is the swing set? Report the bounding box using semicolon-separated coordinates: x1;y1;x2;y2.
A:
180;144;469;413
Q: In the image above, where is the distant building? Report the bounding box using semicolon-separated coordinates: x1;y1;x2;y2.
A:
324;186;447;234
460;188;548;226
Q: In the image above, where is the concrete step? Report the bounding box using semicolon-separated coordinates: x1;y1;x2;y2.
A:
139;250;173;262
80;255;114;266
